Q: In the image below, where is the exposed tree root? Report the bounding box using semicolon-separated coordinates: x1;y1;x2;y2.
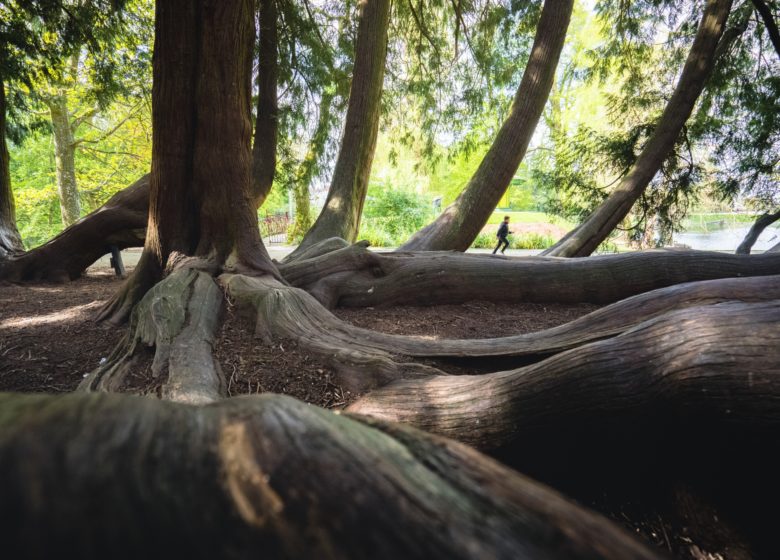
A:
221;273;443;393
0;175;148;283
348;300;780;450
0;392;660;560
80;268;224;403
290;244;780;308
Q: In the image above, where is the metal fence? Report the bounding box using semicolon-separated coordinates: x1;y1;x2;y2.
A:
260;212;290;244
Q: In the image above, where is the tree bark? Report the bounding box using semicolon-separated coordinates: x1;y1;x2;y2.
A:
750;0;780;59
542;0;734;258
250;0;279;207
288;245;780;309
0;75;24;257
99;0;278;324
0;392;660;560
400;0;574;251
290;0;390;256
0;175;148;283
735;209;780;254
47;92;81;227
348;300;780;451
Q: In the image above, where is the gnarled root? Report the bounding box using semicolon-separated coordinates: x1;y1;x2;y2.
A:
299;245;780;308
0;392;660;560
221;273;444;393
348;300;780;450
0;175;148;283
80;268;224;403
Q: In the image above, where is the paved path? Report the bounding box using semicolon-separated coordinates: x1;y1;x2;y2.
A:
89;245;543;272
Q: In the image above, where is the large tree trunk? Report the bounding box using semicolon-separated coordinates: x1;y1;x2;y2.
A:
0;76;24;257
47;92;81;227
0;175;148;282
542;0;733;258
288;91;335;242
400;0;574;251
736;209;780;254
289;0;390;256
250;0;278;207
283;244;780;309
0;392;660;560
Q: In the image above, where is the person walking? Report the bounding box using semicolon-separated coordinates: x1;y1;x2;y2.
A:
493;216;512;254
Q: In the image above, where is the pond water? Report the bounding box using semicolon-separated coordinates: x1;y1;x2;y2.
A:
673;224;780;252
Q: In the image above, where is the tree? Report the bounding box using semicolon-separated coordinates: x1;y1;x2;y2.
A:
250;0;278;207
0;75;23;257
736;209;780;254
290;0;391;256
4;2;780;555
542;0;733;257
400;0;574;251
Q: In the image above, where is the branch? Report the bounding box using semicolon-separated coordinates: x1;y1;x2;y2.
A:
750;0;780;59
71;104;141;148
69;108;98;132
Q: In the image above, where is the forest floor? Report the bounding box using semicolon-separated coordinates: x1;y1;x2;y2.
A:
0;267;751;560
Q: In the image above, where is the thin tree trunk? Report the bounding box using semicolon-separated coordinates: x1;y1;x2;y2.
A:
401;0;574;251
250;0;278;207
290;0;390;255
542;0;733;258
736;209;780;254
288;91;335;241
0;76;24;257
48;93;81;227
750;0;780;58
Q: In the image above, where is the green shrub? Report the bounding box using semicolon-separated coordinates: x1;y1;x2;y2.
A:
358;186;433;247
471;232;556;250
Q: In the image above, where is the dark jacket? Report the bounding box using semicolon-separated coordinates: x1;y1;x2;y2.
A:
497;222;510;238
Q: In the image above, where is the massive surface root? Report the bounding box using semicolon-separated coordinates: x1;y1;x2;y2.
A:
284;244;780;308
0;175;148;283
81;267;224;403
221;273;443;392
0;392;660;560
348;300;780;450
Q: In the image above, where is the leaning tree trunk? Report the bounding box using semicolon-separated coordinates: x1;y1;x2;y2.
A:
542;0;733;258
736;209;780;254
0;76;23;257
289;0;390;257
400;0;574;251
288;91;335;242
47;92;81;227
280;243;780;309
250;0;278;207
0;392;660;560
0;175;148;282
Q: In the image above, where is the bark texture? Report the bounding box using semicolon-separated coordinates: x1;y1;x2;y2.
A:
47;92;81;227
82;268;225;403
348;300;780;451
221;272;442;393
735;209;780;254
0;392;660;560
0;76;23;257
542;0;733;257
100;0;278;324
401;0;574;251
250;0;278;206
290;0;390;255
286;244;780;309
0;175;148;282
